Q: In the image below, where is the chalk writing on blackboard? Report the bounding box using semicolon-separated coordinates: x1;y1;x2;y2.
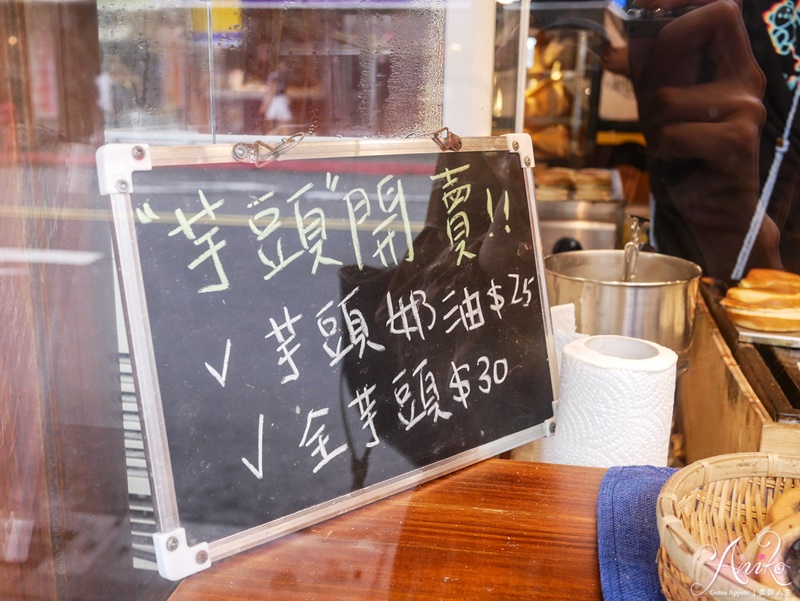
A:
241;413;264;480
97;135;556;582
204;338;231;387
137;161;512;291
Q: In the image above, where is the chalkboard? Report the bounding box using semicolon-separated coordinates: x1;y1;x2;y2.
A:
97;135;557;581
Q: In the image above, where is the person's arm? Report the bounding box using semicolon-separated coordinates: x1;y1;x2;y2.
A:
627;0;783;281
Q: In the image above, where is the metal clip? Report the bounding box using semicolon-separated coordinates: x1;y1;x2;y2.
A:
232;132;305;167
432;127;462;151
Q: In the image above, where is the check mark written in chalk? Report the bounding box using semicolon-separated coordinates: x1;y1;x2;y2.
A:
205;338;232;387
242;413;264;480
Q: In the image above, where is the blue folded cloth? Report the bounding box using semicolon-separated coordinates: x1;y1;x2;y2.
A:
597;465;677;601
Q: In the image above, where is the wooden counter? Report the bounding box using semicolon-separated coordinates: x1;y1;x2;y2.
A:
676;284;800;462
168;459;605;600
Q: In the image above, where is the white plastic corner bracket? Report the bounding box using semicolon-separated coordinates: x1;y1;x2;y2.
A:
153;527;211;581
95;143;153;196
504;133;535;170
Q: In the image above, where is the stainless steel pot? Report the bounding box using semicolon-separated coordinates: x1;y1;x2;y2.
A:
544;250;702;363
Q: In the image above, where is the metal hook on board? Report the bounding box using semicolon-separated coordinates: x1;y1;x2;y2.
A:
232;132;306;167
432;127;463;151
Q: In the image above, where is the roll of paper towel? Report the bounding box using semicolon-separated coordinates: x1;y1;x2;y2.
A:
550;303;587;379
553;334;678;468
511;303;586;464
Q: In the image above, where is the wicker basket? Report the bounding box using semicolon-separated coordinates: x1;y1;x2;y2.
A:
657;452;800;600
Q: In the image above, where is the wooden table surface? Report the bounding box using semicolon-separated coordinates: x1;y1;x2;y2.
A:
169;459;606;600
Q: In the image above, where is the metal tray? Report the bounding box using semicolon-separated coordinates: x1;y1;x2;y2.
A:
737;328;800;350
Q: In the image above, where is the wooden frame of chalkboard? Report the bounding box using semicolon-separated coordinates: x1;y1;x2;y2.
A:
97;134;558;581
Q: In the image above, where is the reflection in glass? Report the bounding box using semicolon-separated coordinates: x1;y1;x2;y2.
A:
97;1;447;142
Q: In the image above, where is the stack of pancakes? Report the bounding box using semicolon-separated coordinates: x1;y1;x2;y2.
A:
721;269;800;332
534;167;614;201
534;167;574;200
573;168;613;200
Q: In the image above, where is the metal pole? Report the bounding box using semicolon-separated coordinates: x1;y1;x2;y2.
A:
206;1;217;143
515;0;531;134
